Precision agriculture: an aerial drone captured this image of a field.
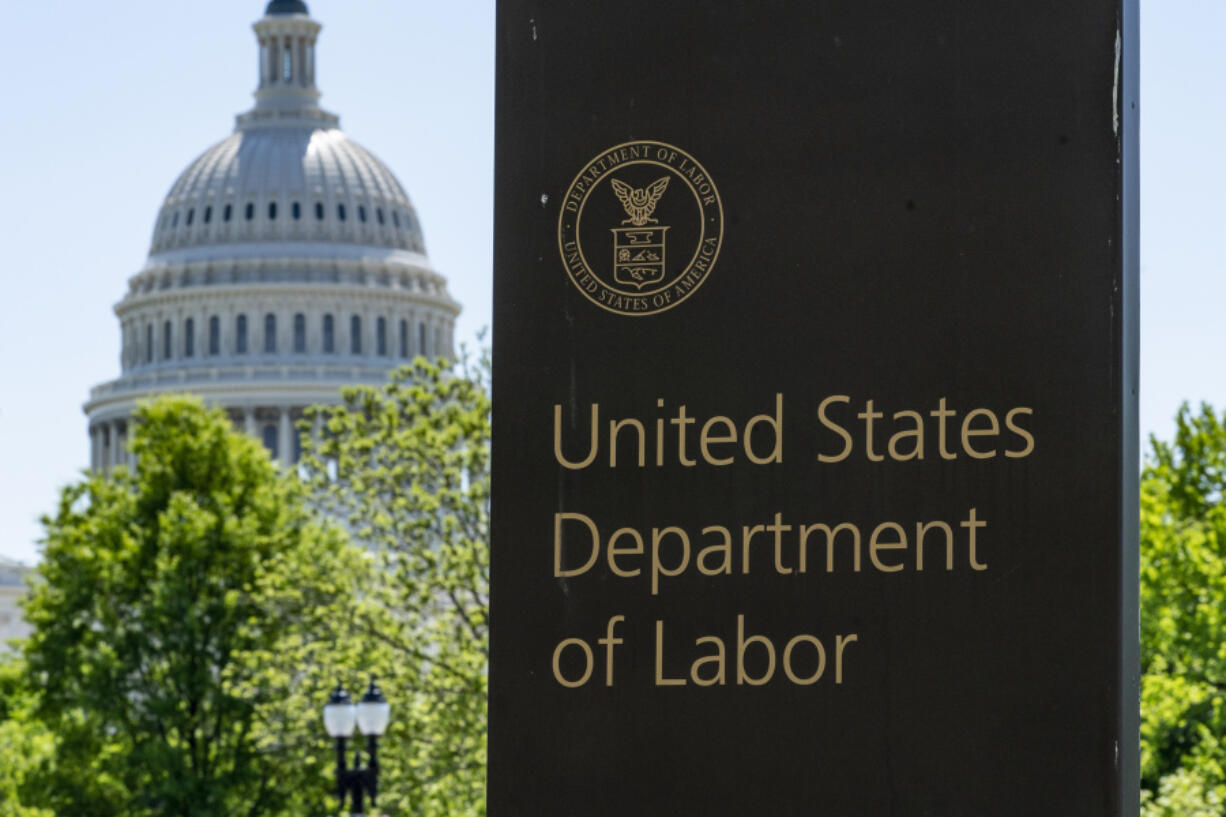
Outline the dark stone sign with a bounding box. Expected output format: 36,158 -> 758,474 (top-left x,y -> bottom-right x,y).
490,1 -> 1139,814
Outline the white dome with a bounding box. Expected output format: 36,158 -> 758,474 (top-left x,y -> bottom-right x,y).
151,127 -> 426,256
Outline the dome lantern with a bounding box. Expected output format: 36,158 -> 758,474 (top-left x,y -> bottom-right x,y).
243,0 -> 331,128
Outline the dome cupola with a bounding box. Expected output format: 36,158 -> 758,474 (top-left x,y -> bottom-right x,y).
246,0 -> 326,122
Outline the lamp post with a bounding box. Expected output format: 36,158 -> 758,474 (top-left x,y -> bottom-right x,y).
323,678 -> 391,816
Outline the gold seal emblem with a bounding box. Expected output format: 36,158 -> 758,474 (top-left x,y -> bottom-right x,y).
558,140 -> 724,316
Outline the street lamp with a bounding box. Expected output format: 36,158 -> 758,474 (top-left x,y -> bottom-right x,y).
323,678 -> 390,816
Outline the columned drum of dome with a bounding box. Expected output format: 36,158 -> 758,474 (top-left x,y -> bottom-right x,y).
84,3 -> 461,471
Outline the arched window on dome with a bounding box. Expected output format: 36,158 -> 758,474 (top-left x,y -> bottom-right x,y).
186,209 -> 194,226
337,204 -> 347,222
282,43 -> 293,83
376,317 -> 387,356
419,322 -> 428,358
262,424 -> 279,459
294,313 -> 306,353
268,202 -> 278,220
236,315 -> 248,354
224,204 -> 233,222
323,314 -> 335,353
264,314 -> 277,353
392,211 -> 400,228
172,212 -> 179,228
146,324 -> 154,363
163,321 -> 173,361
292,202 -> 301,220
315,202 -> 324,220
350,315 -> 362,354
399,319 -> 408,358
184,318 -> 195,358
245,203 -> 255,221
377,208 -> 385,225
358,205 -> 368,223
204,206 -> 212,224
208,316 -> 220,355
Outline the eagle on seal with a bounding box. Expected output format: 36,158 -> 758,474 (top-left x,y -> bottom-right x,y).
611,177 -> 670,226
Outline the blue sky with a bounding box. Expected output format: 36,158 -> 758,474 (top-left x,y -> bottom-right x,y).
0,1 -> 1220,564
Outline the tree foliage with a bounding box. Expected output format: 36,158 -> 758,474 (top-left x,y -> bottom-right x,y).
1141,402 -> 1226,808
1141,767 -> 1223,817
0,656 -> 54,817
300,353 -> 490,817
19,396 -> 365,817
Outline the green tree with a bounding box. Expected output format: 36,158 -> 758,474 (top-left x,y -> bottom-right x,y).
1141,767 -> 1222,817
0,656 -> 55,817
300,353 -> 490,817
21,396 -> 365,817
1141,402 -> 1226,808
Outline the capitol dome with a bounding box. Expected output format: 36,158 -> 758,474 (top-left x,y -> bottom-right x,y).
84,0 -> 461,470
151,128 -> 427,257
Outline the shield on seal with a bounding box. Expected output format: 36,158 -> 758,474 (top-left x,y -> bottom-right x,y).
611,226 -> 669,290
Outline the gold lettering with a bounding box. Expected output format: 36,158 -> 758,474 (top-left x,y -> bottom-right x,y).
915,520 -> 954,571
554,512 -> 600,577
554,403 -> 598,469
655,398 -> 666,465
961,507 -> 989,570
768,512 -> 793,575
869,522 -> 906,573
741,524 -> 766,574
606,527 -> 643,578
799,522 -> 861,573
670,404 -> 697,466
736,615 -> 776,686
931,397 -> 957,460
782,635 -> 827,685
700,416 -> 737,465
1005,407 -> 1035,458
697,526 -> 733,575
609,417 -> 645,467
888,410 -> 925,461
744,392 -> 784,465
552,638 -> 593,688
817,395 -> 853,462
599,615 -> 624,687
961,408 -> 1000,459
858,399 -> 885,462
655,620 -> 686,686
835,634 -> 858,684
651,526 -> 691,596
691,636 -> 726,686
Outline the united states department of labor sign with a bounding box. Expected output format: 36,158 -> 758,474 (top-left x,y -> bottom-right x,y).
493,0 -> 1139,814
558,141 -> 723,316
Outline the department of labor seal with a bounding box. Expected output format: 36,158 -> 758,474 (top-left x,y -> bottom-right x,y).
558,140 -> 724,316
